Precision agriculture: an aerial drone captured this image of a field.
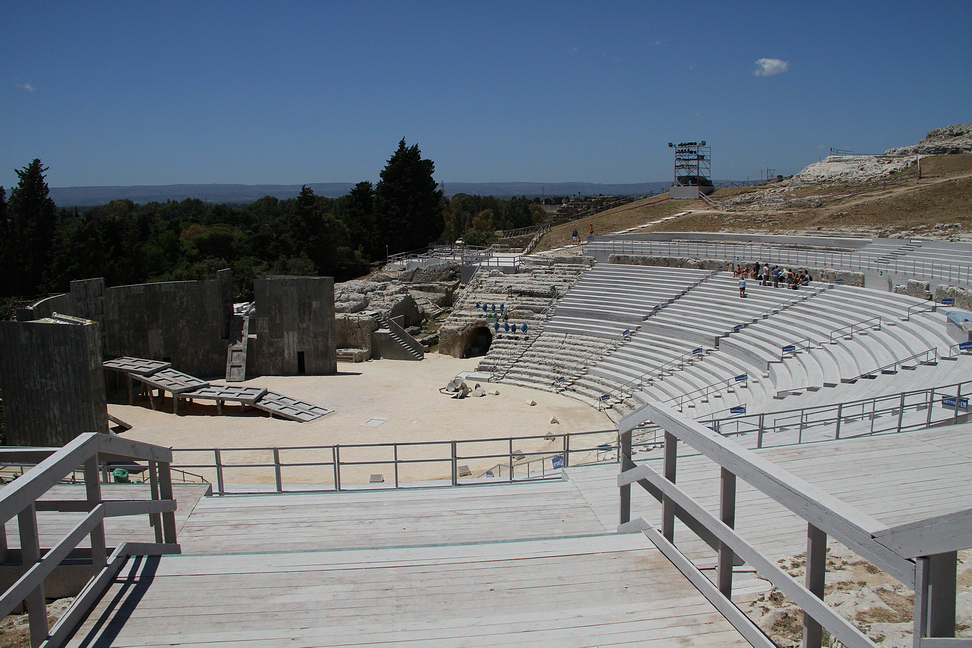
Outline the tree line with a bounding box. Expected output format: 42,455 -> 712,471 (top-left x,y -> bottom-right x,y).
0,140 -> 550,305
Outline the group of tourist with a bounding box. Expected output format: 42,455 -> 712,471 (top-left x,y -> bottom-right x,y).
735,262 -> 812,297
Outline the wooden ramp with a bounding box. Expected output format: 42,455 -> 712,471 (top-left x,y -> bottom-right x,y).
250,391 -> 334,422
66,534 -> 749,648
224,314 -> 249,382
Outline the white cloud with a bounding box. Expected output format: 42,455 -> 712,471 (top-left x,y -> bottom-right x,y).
754,58 -> 789,77
16,81 -> 35,91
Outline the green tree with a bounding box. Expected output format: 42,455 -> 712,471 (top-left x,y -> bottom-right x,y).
0,186 -> 10,297
335,181 -> 378,259
374,139 -> 443,255
7,159 -> 58,294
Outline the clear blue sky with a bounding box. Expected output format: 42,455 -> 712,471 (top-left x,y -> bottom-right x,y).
2,1 -> 970,191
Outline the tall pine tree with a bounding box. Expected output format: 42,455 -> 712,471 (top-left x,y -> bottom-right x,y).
7,159 -> 58,295
374,139 -> 443,256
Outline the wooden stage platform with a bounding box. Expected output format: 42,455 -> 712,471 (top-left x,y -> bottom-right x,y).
41,423 -> 972,646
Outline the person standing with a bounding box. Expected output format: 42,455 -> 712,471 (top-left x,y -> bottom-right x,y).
589,224 -> 594,238
739,276 -> 746,298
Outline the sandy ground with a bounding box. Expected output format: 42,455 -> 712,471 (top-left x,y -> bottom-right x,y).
108,354 -> 614,486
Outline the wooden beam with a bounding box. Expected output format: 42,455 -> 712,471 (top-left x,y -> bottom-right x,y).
640,523 -> 777,648
871,508 -> 972,559
626,470 -> 879,648
642,403 -> 915,585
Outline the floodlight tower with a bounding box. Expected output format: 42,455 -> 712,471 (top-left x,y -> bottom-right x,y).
667,141 -> 714,199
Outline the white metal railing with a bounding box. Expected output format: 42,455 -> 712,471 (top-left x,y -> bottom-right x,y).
170,429 -> 618,495
601,346 -> 706,403
0,433 -> 180,648
619,403 -> 971,648
586,239 -> 972,286
664,373 -> 751,412
701,379 -> 972,448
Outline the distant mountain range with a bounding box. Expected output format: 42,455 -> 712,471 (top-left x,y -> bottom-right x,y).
49,181 -> 677,206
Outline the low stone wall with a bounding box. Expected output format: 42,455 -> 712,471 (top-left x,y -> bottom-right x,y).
934,284 -> 972,311
336,314 -> 379,354
893,279 -> 934,300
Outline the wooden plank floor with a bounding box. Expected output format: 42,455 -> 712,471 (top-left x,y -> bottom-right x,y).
175,479 -> 608,554
66,533 -> 750,648
568,422 -> 972,564
59,423 -> 972,646
2,484 -> 212,551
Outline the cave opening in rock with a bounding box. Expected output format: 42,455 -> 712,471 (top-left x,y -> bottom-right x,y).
465,326 -> 493,358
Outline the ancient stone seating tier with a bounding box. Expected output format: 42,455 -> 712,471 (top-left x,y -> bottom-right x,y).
499,331 -> 618,393
547,265 -> 708,335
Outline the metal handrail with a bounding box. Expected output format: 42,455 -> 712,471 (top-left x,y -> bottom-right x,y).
845,346 -> 938,383
613,346 -> 708,398
905,300 -> 937,321
585,238 -> 972,287
828,315 -> 883,344
664,373 -> 751,411
700,378 -> 972,448
171,428 -> 618,495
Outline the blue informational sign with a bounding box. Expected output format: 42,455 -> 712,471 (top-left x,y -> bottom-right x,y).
835,278 -> 845,284
693,347 -> 703,355
942,298 -> 955,306
730,405 -> 746,414
551,455 -> 564,469
782,345 -> 796,353
960,341 -> 972,351
942,396 -> 969,409
735,374 -> 748,382
733,324 -> 743,332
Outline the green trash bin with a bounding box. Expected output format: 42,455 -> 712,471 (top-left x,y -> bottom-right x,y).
112,468 -> 130,484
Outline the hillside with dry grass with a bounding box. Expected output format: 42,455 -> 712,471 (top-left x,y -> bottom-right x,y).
535,154 -> 972,253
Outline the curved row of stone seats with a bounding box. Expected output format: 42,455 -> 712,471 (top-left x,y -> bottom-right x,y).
721,303 -> 894,395
550,265 -> 707,327
718,285 -> 953,400
542,315 -> 638,339
586,332 -> 702,385
755,351 -> 972,417
634,352 -> 770,411
573,324 -> 771,419
499,331 -> 615,392
634,274 -> 820,347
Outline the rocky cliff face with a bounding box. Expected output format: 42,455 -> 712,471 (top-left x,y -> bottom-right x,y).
885,123 -> 972,156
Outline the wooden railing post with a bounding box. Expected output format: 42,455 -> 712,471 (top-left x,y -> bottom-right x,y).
662,431 -> 677,542
148,461 -> 163,543
802,524 -> 827,648
18,503 -> 47,647
273,448 -> 282,493
84,456 -> 107,568
158,462 -> 178,545
619,430 -> 633,525
717,468 -> 736,597
451,441 -> 458,486
333,446 -> 341,491
829,400 -> 841,440
914,552 -> 958,642
214,448 -> 225,495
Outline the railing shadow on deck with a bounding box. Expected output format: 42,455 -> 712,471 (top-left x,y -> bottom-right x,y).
0,433 -> 181,648
618,403 -> 971,648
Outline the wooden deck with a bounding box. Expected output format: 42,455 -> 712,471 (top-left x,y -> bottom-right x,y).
569,423 -> 972,565
67,534 -> 749,647
56,423 -> 972,646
